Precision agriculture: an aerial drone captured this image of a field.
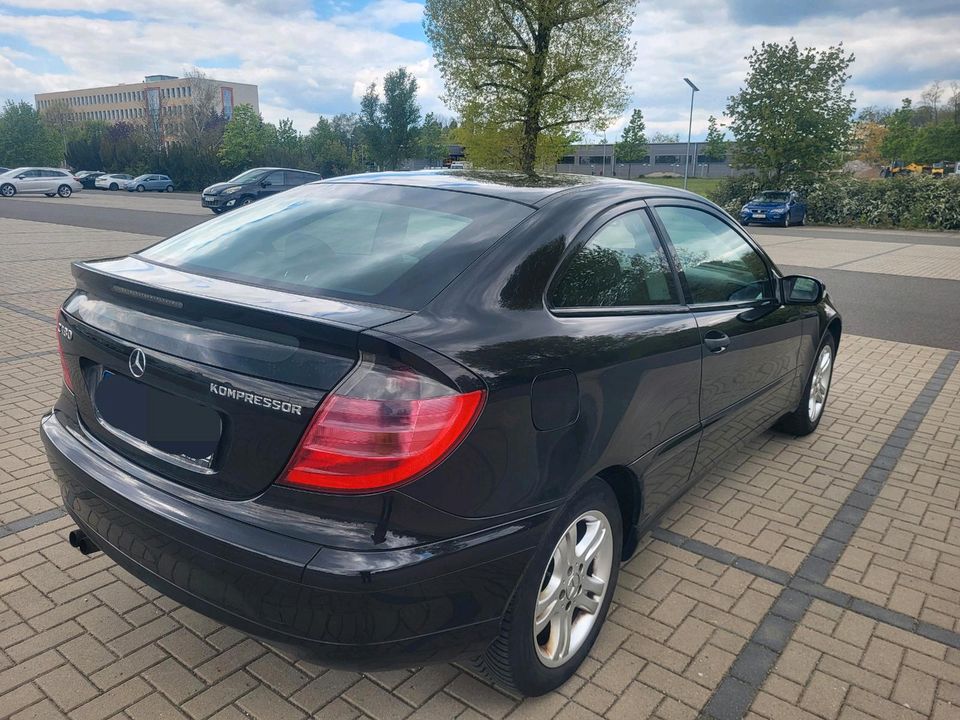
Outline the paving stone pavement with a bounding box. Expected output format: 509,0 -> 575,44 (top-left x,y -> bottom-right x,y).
1,218 -> 960,719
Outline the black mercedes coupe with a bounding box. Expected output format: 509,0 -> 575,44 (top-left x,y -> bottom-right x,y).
43,171 -> 840,696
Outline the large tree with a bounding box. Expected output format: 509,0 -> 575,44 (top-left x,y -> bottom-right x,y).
358,83 -> 384,169
615,109 -> 647,162
424,0 -> 637,175
0,101 -> 60,167
726,39 -> 855,182
218,104 -> 269,171
702,115 -> 727,163
381,67 -> 421,170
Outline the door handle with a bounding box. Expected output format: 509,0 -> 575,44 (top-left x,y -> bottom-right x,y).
703,331 -> 730,353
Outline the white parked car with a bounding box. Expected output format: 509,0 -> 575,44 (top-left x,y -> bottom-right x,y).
0,168 -> 82,198
95,173 -> 133,191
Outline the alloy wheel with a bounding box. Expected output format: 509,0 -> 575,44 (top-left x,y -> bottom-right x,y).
808,344 -> 833,422
533,511 -> 614,668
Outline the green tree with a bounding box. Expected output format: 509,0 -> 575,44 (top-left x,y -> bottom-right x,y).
306,116 -> 351,176
358,83 -> 384,169
650,131 -> 680,143
100,121 -> 147,173
218,104 -> 269,171
879,99 -> 916,161
65,121 -> 109,170
615,109 -> 647,162
702,115 -> 727,163
267,118 -> 303,166
419,112 -> 447,167
41,100 -> 76,160
726,39 -> 855,182
381,67 -> 421,170
0,101 -> 60,167
424,0 -> 637,175
453,101 -> 575,169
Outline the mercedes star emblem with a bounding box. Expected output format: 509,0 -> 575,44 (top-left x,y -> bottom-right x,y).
129,348 -> 147,378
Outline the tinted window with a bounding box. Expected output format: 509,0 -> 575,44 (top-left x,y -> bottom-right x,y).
264,171 -> 285,186
140,183 -> 531,310
288,171 -> 317,185
656,206 -> 772,304
551,210 -> 677,308
229,169 -> 266,184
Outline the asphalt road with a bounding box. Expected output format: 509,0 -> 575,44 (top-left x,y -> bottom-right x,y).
2,193 -> 958,350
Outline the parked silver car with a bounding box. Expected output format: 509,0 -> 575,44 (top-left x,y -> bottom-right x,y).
0,168 -> 82,198
125,174 -> 174,192
95,173 -> 133,191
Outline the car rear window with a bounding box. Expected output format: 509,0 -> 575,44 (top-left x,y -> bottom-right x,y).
139,183 -> 532,310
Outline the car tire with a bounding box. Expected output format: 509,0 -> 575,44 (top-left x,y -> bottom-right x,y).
239,197 -> 254,207
472,478 -> 622,696
57,185 -> 72,198
1,183 -> 16,198
798,213 -> 806,226
741,220 -> 749,227
775,333 -> 836,436
109,183 -> 118,191
782,214 -> 790,228
165,185 -> 174,193
211,208 -> 224,214
136,185 -> 145,192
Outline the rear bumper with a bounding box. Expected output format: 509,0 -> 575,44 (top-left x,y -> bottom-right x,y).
41,410 -> 543,669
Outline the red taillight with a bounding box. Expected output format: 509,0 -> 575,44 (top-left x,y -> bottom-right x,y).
56,311 -> 74,392
279,355 -> 485,492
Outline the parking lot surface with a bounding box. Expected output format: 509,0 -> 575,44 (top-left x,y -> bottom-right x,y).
1,209 -> 960,720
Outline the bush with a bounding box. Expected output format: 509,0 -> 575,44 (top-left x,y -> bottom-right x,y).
708,173 -> 960,230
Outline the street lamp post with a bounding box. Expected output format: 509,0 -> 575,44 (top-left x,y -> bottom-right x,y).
683,77 -> 699,190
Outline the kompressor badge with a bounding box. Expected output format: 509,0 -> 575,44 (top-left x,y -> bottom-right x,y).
209,383 -> 303,416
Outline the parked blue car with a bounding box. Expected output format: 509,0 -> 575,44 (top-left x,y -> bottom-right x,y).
125,174 -> 174,193
739,190 -> 806,227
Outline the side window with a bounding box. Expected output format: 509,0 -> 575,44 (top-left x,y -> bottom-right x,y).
551,210 -> 677,308
656,206 -> 773,304
264,171 -> 285,186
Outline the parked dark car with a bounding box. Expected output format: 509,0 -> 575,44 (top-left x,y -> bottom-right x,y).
739,190 -> 806,227
201,167 -> 322,213
43,171 -> 840,696
74,171 -> 105,189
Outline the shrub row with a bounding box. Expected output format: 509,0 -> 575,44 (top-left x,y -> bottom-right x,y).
708,173 -> 960,230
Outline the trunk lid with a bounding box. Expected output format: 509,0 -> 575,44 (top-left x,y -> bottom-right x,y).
62,256 -> 409,499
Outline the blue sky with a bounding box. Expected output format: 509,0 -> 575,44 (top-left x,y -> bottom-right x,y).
1,0 -> 958,140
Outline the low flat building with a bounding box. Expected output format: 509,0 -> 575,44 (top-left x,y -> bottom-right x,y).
553,141 -> 741,178
35,75 -> 258,136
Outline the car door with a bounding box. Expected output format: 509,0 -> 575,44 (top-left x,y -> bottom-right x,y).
261,170 -> 285,197
547,204 -> 703,526
651,201 -> 804,476
792,193 -> 807,223
19,169 -> 44,193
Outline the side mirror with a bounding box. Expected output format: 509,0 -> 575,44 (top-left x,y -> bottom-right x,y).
782,275 -> 824,304
16,175 -> 26,179
261,180 -> 271,187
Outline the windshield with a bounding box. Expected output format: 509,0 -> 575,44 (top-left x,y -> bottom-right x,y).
229,169 -> 268,184
139,183 -> 532,310
4,167 -> 29,176
752,192 -> 790,203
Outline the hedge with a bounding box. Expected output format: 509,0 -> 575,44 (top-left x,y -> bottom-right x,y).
708,173 -> 960,230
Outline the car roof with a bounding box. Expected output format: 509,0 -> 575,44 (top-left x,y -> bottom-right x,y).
322,169 -> 704,207
242,167 -> 320,174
